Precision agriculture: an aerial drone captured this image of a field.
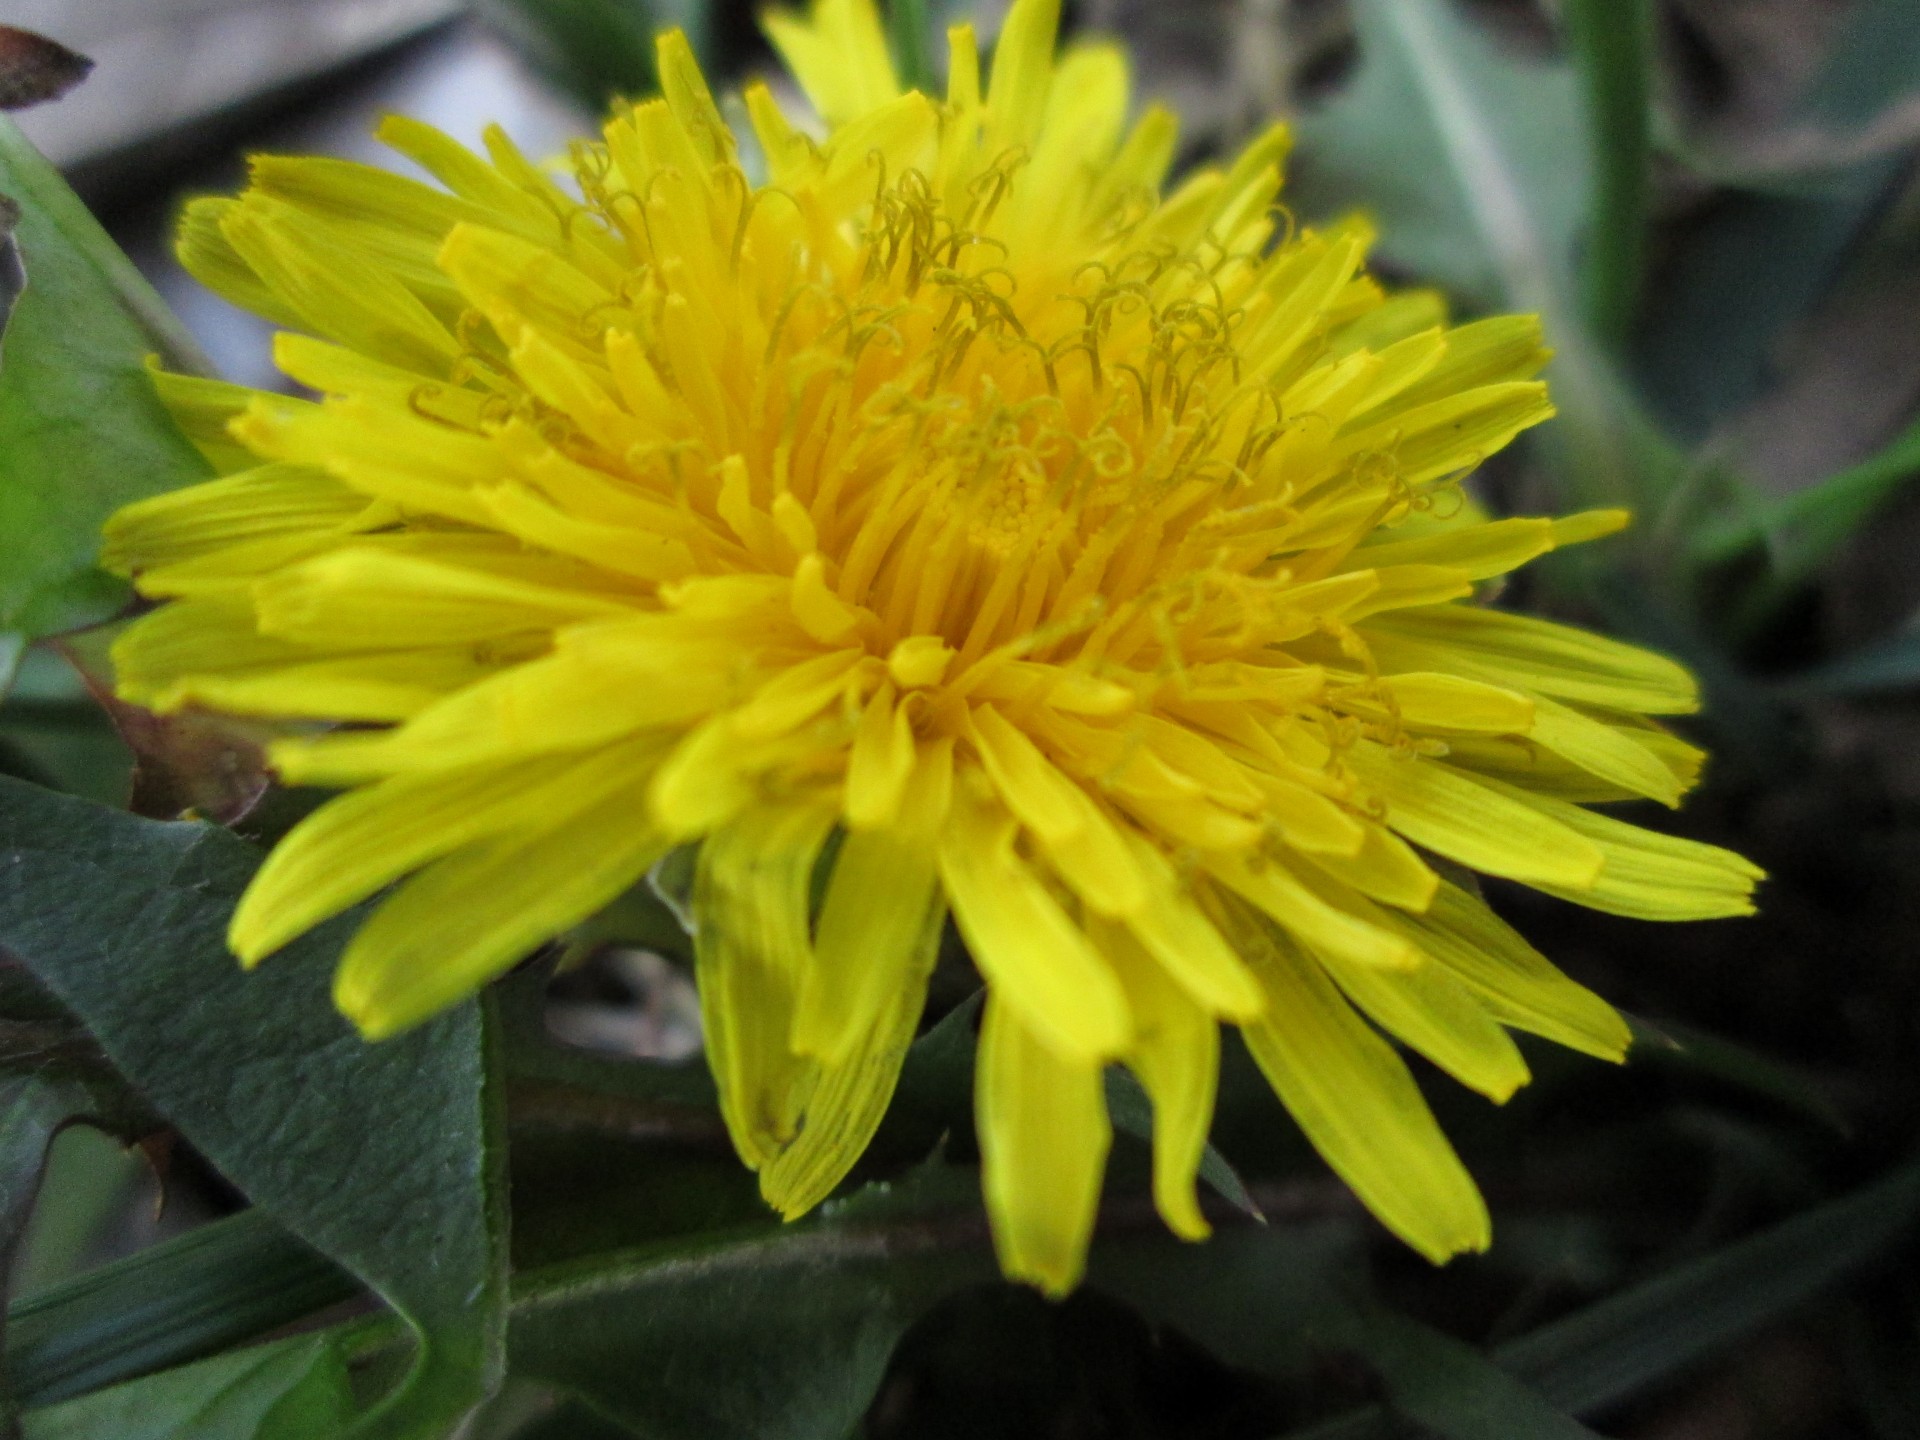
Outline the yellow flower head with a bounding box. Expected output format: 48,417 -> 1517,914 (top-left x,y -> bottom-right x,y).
104,0 -> 1760,1292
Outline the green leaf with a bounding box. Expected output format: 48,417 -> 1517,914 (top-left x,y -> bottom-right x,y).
0,777 -> 507,1437
1681,401 -> 1920,634
1290,0 -> 1587,316
0,646 -> 134,805
1563,0 -> 1654,347
1798,1 -> 1920,153
21,1329 -> 358,1440
0,119 -> 212,645
1756,409 -> 1920,588
0,964 -> 156,1421
1625,1014 -> 1851,1135
887,0 -> 938,95
7,1210 -> 357,1410
478,0 -> 712,115
1803,2 -> 1920,126
1781,625 -> 1920,698
1672,0 -> 1920,182
1286,1162 -> 1920,1436
1095,1224 -> 1596,1440
0,634 -> 21,702
1499,1162 -> 1920,1414
1634,158 -> 1903,447
509,1161 -> 997,1440
1347,1308 -> 1601,1440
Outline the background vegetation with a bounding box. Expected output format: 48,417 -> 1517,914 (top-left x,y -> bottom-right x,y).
1,1 -> 1918,1435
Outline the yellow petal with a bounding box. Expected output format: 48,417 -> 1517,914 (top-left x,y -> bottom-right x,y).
1206,849 -> 1422,972
843,682 -> 917,829
1347,742 -> 1605,889
218,197 -> 460,373
1119,835 -> 1265,1021
1477,777 -> 1764,920
1298,824 -> 1439,913
763,0 -> 898,127
977,994 -> 1111,1297
1227,907 -> 1491,1262
253,548 -> 637,647
1097,919 -> 1219,1241
1526,694 -> 1685,808
1391,882 -> 1630,1062
1316,937 -> 1531,1102
968,704 -> 1148,916
1365,607 -> 1699,715
334,749 -> 670,1038
1342,671 -> 1535,734
103,464 -> 365,576
761,912 -> 939,1217
984,0 -> 1062,155
235,741 -> 667,963
166,646 -> 509,722
174,197 -> 306,331
937,780 -> 1131,1061
144,365 -> 273,474
692,803 -> 839,1167
798,739 -> 952,1060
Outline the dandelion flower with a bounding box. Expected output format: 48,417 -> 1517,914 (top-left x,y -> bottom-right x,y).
103,0 -> 1761,1293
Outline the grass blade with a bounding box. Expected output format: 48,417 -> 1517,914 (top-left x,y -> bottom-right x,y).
888,0 -> 938,95
1563,0 -> 1654,348
1499,1162 -> 1920,1413
6,1209 -> 357,1408
1782,627 -> 1920,698
1282,1163 -> 1920,1437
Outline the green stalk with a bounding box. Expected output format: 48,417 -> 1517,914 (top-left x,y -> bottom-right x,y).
1563,0 -> 1655,349
1693,413 -> 1920,640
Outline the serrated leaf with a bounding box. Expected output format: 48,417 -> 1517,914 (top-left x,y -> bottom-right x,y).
0,777 -> 506,1438
510,1161 -> 996,1440
20,1329 -> 356,1440
0,118 -> 211,644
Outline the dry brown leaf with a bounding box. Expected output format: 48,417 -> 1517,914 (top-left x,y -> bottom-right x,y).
0,27 -> 92,112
